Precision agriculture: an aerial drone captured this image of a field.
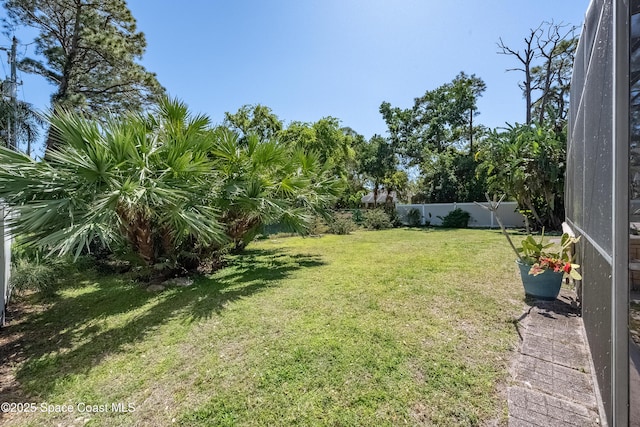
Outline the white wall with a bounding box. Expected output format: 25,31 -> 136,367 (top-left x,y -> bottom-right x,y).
395,201 -> 526,228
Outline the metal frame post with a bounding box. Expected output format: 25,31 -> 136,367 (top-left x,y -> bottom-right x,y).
613,0 -> 630,424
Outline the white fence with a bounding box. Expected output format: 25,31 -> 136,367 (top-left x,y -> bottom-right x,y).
1,203 -> 11,326
395,201 -> 526,228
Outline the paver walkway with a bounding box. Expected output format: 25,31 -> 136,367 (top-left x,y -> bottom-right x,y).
507,290 -> 601,426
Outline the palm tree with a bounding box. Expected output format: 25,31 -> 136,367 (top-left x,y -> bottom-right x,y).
0,97 -> 343,275
0,99 -> 44,155
212,129 -> 342,251
0,97 -> 226,271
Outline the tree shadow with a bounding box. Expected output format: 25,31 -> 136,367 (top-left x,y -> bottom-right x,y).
0,248 -> 325,408
406,227 -> 527,235
186,251 -> 324,322
510,292 -> 580,344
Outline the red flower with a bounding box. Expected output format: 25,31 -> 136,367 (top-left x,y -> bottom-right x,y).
563,263 -> 571,273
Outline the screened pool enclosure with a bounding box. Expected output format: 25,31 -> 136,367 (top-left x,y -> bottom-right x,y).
567,0 -> 639,424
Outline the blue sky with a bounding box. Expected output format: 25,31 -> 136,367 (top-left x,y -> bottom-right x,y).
3,0 -> 591,146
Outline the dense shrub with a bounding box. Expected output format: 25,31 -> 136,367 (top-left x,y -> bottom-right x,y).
385,206 -> 402,227
328,214 -> 357,235
351,208 -> 364,224
10,257 -> 61,296
308,216 -> 330,235
424,212 -> 432,226
440,208 -> 471,228
407,208 -> 422,227
363,209 -> 393,230
10,252 -> 96,297
9,231 -> 101,296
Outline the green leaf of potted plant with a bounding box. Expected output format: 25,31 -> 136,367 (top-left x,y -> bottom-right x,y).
517,229 -> 582,279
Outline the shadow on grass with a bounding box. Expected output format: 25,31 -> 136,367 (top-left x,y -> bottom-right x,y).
399,226 -> 527,234
0,248 -> 324,406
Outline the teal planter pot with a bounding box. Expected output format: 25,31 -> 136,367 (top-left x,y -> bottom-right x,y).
516,260 -> 563,300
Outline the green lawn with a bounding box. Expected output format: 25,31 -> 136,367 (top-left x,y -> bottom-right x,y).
1,228 -> 523,426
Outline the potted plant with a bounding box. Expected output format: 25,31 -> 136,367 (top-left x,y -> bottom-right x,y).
475,194 -> 581,300
514,231 -> 581,300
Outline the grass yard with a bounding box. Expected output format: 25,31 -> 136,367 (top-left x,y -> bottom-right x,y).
0,228 -> 524,426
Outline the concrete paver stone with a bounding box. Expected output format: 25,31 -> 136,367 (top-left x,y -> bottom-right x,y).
507,290 -> 601,426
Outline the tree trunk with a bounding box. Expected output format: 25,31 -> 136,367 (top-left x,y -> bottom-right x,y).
497,29 -> 538,126
525,199 -> 544,230
117,207 -> 156,265
373,183 -> 379,208
525,64 -> 532,125
46,1 -> 83,151
537,56 -> 554,125
385,190 -> 393,206
469,108 -> 473,154
225,214 -> 260,253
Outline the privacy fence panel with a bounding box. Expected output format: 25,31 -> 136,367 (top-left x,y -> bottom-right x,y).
395,202 -> 525,228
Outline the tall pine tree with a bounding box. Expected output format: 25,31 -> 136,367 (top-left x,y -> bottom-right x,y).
4,0 -> 164,148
